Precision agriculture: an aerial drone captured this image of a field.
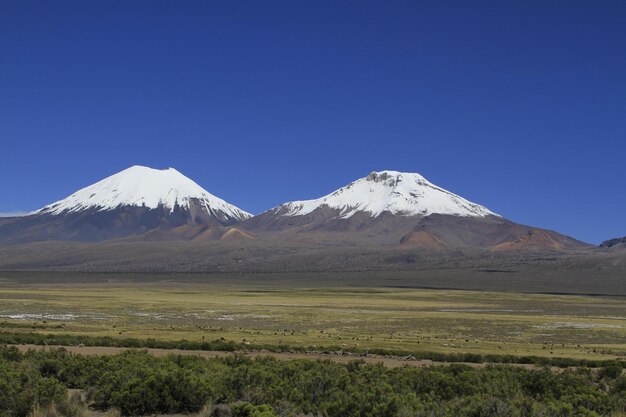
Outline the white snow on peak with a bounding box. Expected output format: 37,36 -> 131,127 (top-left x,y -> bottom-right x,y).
34,165 -> 251,220
277,170 -> 499,219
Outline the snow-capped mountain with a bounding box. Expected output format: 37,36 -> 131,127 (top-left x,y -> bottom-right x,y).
0,167 -> 590,252
277,171 -> 498,219
242,170 -> 588,252
0,166 -> 250,243
244,170 -> 499,232
35,165 -> 251,222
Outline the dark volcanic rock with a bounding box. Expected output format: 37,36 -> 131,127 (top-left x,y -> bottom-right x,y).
0,202 -> 239,244
600,236 -> 626,248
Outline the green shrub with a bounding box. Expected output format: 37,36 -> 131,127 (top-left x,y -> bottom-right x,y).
232,403 -> 278,417
1,346 -> 624,417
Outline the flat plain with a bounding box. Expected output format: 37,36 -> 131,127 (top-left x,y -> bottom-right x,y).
0,271 -> 624,361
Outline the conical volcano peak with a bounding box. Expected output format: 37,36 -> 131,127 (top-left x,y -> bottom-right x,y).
34,165 -> 251,221
275,170 -> 499,219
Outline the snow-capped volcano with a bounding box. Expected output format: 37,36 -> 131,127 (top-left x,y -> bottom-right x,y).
276,170 -> 498,219
35,165 -> 251,221
241,170 -> 587,252
1,167 -> 589,252
0,165 -> 251,243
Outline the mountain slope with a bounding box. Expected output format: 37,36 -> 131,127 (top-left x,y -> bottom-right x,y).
243,170 -> 589,252
0,166 -> 251,243
1,167 -> 591,252
273,170 -> 496,218
35,165 -> 251,221
399,214 -> 588,251
600,236 -> 626,249
244,170 -> 498,231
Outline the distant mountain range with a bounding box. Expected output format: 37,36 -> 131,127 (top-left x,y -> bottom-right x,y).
600,236 -> 626,249
0,166 -> 611,253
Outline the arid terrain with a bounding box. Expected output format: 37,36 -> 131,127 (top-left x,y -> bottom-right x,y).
1,271 -> 624,361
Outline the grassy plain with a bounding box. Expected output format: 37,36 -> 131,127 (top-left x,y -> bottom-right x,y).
0,273 -> 624,361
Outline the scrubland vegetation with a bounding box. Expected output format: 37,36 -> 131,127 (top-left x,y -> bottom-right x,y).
0,331 -> 622,369
0,346 -> 624,417
0,284 -> 624,361
1,278 -> 624,416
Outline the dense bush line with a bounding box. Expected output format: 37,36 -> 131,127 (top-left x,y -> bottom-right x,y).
0,346 -> 625,417
0,331 -> 623,369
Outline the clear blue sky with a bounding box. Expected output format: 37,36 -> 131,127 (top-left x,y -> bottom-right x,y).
1,1 -> 624,243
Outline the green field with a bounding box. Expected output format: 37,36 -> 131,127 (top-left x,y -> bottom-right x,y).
0,276 -> 624,361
